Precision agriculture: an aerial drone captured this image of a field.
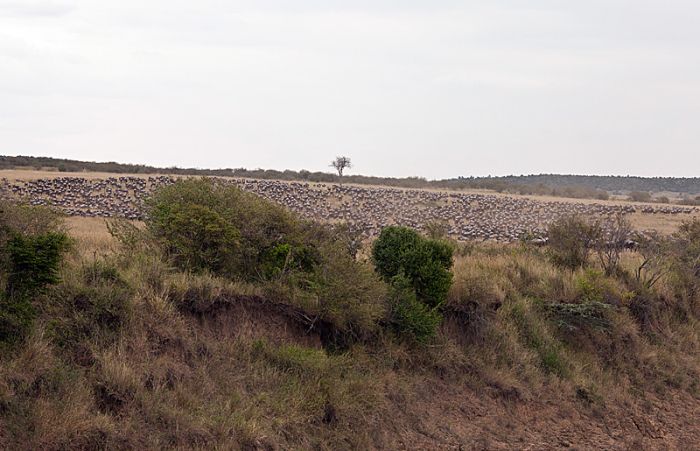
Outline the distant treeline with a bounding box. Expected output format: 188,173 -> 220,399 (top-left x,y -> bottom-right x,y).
0,155 -> 236,177
486,174 -> 700,195
2,155 -> 699,198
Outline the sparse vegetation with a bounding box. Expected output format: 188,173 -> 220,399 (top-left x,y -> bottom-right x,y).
628,191 -> 653,202
0,187 -> 699,448
330,156 -> 352,184
546,215 -> 599,270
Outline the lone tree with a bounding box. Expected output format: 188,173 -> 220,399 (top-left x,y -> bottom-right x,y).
331,156 -> 352,184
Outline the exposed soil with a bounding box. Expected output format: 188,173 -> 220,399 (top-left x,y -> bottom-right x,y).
378,379 -> 699,450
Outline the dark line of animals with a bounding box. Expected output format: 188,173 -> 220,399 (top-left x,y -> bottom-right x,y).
1,176 -> 697,243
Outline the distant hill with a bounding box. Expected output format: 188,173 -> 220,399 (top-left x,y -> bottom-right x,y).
465,174 -> 700,195
2,155 -> 699,195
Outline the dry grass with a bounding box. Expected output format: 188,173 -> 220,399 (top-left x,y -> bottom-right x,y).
64,217 -> 116,257
628,211 -> 700,234
1,214 -> 699,448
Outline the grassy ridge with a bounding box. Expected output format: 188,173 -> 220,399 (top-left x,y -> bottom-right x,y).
0,185 -> 699,448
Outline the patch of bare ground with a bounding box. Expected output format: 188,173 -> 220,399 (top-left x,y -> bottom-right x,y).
378,378 -> 699,450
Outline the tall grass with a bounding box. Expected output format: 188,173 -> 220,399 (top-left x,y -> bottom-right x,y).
1,210 -> 699,448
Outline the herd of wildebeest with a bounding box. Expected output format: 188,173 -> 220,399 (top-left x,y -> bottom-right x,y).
1,176 -> 698,242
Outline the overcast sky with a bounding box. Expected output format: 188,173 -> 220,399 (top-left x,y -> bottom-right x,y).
1,1 -> 699,179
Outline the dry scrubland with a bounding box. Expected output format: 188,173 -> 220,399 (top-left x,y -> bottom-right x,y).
0,178 -> 699,450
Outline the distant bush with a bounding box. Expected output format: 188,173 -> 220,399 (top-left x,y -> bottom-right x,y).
372,226 -> 453,308
546,216 -> 600,270
627,191 -> 652,202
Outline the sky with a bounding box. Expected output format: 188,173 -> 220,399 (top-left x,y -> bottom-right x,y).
1,1 -> 699,179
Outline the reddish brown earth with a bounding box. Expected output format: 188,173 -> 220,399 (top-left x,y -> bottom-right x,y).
379,380 -> 699,450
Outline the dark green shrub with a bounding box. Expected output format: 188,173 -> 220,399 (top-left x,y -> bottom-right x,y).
261,241 -> 320,278
0,293 -> 35,345
388,274 -> 442,343
0,202 -> 69,346
148,179 -> 388,346
6,232 -> 70,297
372,226 -> 453,308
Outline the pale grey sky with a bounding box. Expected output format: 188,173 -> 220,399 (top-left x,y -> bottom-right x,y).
1,1 -> 699,178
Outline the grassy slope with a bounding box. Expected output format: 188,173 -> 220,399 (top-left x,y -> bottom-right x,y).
0,220 -> 699,450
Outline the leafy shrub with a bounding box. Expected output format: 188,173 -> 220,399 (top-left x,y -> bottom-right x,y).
546,215 -> 600,270
152,203 -> 241,274
372,226 -> 453,308
147,178 -> 388,346
146,178 -> 297,279
387,274 -> 442,343
265,234 -> 388,346
0,294 -> 35,346
6,232 -> 70,297
0,203 -> 69,346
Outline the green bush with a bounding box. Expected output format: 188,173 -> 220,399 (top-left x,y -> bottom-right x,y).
153,203 -> 240,274
546,215 -> 600,270
6,232 -> 70,297
147,178 -> 388,346
0,202 -> 69,346
372,226 -> 453,308
387,274 -> 442,343
0,293 -> 35,346
146,178 -> 299,279
265,234 -> 388,345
